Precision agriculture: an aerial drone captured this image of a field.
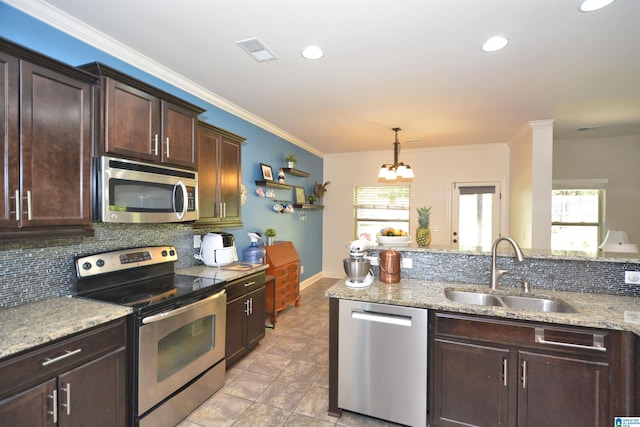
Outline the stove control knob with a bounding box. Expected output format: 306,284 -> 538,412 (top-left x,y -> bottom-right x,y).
82,262 -> 92,270
162,250 -> 168,257
169,249 -> 175,256
96,259 -> 105,267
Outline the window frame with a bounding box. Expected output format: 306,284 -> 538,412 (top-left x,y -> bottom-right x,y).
353,185 -> 411,241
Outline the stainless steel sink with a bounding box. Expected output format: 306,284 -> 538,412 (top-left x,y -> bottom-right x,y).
444,288 -> 575,313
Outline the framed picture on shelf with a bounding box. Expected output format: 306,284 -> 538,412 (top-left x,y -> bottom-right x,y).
294,186 -> 306,204
260,163 -> 274,181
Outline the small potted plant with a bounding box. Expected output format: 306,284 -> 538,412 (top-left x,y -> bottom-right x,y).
284,153 -> 297,168
307,194 -> 319,205
264,228 -> 277,245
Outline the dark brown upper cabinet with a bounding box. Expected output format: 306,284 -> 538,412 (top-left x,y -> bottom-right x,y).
79,62 -> 204,170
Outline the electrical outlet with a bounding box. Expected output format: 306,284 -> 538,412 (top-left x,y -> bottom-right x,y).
193,235 -> 201,249
402,258 -> 413,268
366,255 -> 379,266
300,265 -> 304,274
625,271 -> 640,284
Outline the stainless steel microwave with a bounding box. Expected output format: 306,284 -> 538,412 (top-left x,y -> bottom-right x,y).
96,156 -> 198,223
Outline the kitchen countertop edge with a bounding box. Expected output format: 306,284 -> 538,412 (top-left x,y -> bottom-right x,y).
326,278 -> 640,335
0,296 -> 132,360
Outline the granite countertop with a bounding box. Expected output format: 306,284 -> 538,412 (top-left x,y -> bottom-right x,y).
0,297 -> 132,360
326,278 -> 640,335
177,263 -> 269,282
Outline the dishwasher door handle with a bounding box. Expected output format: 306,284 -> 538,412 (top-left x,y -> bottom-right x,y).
351,310 -> 412,327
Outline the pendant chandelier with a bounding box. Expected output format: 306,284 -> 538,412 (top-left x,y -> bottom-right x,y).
377,127 -> 414,180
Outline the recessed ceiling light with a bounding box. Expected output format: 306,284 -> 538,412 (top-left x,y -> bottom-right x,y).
579,0 -> 616,12
301,45 -> 324,60
482,36 -> 508,52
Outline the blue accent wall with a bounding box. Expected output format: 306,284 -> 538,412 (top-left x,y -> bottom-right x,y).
0,3 -> 323,306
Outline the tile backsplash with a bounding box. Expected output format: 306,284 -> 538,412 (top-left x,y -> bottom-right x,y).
1,223 -> 194,307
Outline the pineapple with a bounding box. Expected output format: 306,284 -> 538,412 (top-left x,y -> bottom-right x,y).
416,206 -> 432,247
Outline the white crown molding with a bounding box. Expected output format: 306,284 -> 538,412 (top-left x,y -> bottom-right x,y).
4,0 -> 324,158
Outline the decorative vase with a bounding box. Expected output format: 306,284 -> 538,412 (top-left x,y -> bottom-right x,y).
416,226 -> 431,247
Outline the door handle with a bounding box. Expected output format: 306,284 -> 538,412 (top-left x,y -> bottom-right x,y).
351,310 -> 412,327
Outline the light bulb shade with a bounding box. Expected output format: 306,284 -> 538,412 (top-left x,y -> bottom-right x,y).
385,169 -> 397,180
402,165 -> 414,178
599,230 -> 638,253
377,165 -> 388,178
396,164 -> 407,176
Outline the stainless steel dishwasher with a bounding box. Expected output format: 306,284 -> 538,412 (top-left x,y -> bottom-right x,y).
338,299 -> 428,427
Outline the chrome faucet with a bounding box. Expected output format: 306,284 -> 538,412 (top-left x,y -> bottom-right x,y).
490,237 -> 525,290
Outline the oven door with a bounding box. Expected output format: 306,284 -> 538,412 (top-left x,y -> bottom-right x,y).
138,289 -> 226,415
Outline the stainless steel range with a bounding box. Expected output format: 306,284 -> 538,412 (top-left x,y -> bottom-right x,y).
75,246 -> 226,427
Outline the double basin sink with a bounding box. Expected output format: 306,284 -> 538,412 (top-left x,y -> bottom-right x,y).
445,288 -> 575,313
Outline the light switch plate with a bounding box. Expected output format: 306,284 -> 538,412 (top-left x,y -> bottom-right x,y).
402,258 -> 413,268
625,271 -> 640,284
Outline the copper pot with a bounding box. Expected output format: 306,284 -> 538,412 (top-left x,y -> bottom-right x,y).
379,250 -> 401,283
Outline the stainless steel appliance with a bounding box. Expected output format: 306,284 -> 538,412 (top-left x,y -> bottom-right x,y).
338,299 -> 428,427
194,232 -> 238,267
75,246 -> 225,427
96,156 -> 198,223
343,239 -> 373,287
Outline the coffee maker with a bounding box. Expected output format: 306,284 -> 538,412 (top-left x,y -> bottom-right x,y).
343,239 -> 374,287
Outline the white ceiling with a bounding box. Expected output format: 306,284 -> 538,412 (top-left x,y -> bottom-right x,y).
12,0 -> 640,155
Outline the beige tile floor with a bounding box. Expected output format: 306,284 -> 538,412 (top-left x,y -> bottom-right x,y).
178,278 -> 403,427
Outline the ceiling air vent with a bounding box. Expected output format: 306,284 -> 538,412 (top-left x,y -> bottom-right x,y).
236,37 -> 277,62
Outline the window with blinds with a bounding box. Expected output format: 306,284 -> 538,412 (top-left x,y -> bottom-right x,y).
354,186 -> 410,241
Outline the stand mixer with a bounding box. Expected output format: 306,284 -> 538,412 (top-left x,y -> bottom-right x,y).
343,239 -> 374,287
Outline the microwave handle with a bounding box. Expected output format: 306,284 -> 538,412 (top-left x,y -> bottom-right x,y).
173,180 -> 188,220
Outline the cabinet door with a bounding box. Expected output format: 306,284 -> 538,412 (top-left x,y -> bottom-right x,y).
517,351 -> 609,427
20,61 -> 92,228
0,378 -> 55,426
196,123 -> 220,221
0,51 -> 19,229
246,287 -> 266,349
432,339 -> 510,426
218,135 -> 242,223
58,348 -> 126,427
104,77 -> 160,162
226,296 -> 247,369
161,100 -> 198,169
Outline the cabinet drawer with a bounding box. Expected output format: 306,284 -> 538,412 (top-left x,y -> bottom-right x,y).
0,318 -> 126,399
226,272 -> 265,300
434,312 -> 609,356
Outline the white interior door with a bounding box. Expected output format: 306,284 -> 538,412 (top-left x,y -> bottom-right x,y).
451,182 -> 501,251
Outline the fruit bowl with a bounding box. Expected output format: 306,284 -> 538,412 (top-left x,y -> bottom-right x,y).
376,235 -> 411,246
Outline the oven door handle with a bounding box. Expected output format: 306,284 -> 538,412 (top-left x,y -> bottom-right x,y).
141,289 -> 226,325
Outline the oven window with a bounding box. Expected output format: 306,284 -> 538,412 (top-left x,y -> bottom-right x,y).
157,315 -> 216,381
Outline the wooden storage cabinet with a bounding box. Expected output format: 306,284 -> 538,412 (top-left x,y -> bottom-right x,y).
225,272 -> 266,368
80,62 -> 204,169
0,40 -> 94,240
0,319 -> 127,426
430,311 -> 632,426
196,122 -> 245,228
265,242 -> 300,324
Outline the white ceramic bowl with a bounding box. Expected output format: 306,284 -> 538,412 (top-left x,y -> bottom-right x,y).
376,235 -> 411,245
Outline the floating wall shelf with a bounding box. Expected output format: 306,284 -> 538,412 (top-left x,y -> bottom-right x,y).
294,204 -> 324,210
282,168 -> 310,178
255,180 -> 292,189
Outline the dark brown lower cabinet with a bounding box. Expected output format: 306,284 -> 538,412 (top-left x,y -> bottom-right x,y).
225,272 -> 266,369
431,311 -> 634,427
0,319 -> 127,426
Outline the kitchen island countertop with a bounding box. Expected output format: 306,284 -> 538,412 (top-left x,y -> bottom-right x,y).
0,297 -> 132,360
326,278 -> 640,335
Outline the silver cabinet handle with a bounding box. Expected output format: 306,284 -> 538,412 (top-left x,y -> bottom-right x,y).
243,281 -> 256,287
153,134 -> 159,155
522,360 -> 527,388
61,383 -> 71,415
503,358 -> 508,386
13,190 -> 20,221
165,137 -> 170,157
26,190 -> 32,220
48,389 -> 58,423
534,327 -> 606,352
223,202 -> 226,218
42,348 -> 82,366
